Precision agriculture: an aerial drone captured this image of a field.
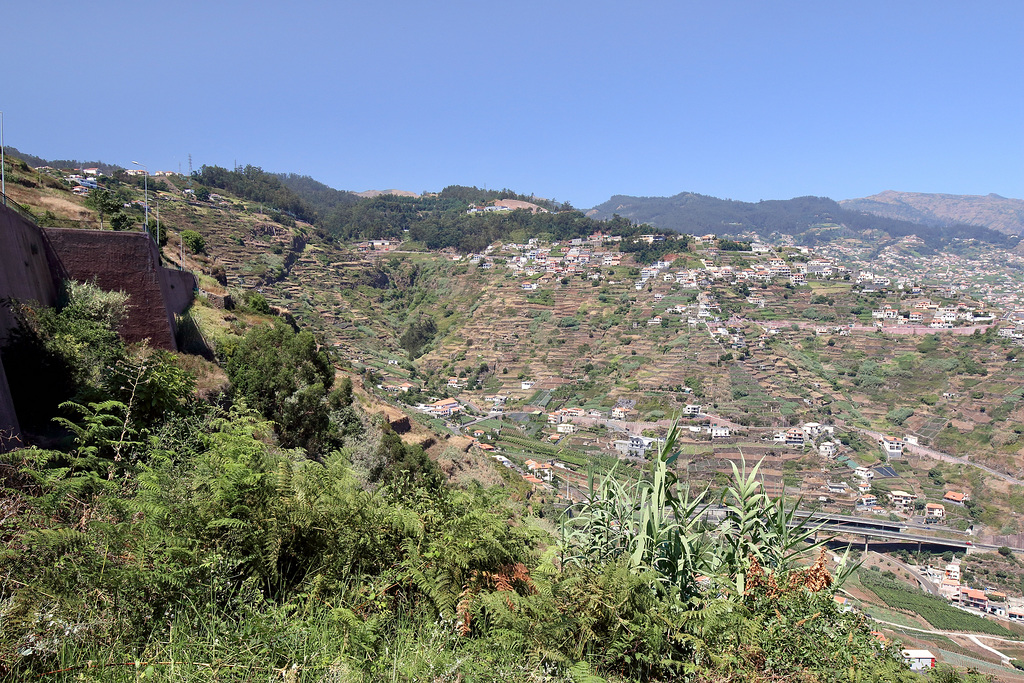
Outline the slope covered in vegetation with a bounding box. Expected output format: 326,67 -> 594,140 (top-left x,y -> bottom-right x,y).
0,283 -> 989,682
587,192 -> 1018,249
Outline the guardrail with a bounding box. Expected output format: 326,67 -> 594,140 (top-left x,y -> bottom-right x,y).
0,189 -> 39,223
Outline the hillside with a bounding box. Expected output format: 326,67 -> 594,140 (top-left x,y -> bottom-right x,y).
7,154 -> 1024,678
354,188 -> 419,198
586,192 -> 1017,249
840,191 -> 1024,237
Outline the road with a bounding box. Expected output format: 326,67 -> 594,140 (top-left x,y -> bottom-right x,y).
858,427 -> 1024,486
767,320 -> 994,336
885,553 -> 940,596
871,619 -> 1017,666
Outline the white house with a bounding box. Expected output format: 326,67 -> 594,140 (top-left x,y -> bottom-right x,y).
854,467 -> 874,480
708,425 -> 731,439
857,494 -> 878,508
879,436 -> 904,458
902,650 -> 936,671
889,490 -> 916,509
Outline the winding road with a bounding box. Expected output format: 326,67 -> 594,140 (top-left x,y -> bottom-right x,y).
857,427 -> 1024,487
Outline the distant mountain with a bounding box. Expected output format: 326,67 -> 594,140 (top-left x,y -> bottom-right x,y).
839,191 -> 1024,236
586,192 -> 1016,248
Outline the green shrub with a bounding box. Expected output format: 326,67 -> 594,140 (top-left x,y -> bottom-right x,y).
181,229 -> 206,254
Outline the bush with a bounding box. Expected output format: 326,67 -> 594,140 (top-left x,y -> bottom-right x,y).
181,229 -> 206,254
887,407 -> 915,426
2,280 -> 127,427
243,291 -> 271,314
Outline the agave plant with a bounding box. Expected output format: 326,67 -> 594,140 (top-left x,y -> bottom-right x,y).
560,421 -> 837,600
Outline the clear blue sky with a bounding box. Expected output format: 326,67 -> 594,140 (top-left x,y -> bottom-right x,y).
4,1 -> 1022,208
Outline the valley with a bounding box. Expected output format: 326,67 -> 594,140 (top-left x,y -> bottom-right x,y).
5,156 -> 1024,679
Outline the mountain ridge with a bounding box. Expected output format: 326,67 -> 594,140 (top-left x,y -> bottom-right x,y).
586,191 -> 1016,248
839,190 -> 1024,236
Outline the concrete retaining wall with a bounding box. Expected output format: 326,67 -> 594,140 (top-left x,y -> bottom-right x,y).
0,203 -> 197,448
0,203 -> 60,343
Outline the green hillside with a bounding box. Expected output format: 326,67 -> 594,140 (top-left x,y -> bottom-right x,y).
4,151 -> 1024,680
586,192 -> 1018,249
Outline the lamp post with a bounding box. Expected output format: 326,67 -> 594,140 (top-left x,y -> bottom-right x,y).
1,110 -> 6,205
131,160 -> 148,236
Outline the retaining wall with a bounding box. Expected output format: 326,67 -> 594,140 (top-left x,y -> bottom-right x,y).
0,203 -> 197,447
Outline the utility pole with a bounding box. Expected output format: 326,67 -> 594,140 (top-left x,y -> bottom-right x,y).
1,110 -> 5,205
132,161 -> 149,236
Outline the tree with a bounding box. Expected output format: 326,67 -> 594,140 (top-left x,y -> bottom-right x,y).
225,322 -> 343,454
109,211 -> 135,231
84,188 -> 119,230
181,229 -> 206,254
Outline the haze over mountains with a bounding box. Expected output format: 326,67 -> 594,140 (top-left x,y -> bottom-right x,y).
586,192 -> 1021,248
839,191 -> 1024,236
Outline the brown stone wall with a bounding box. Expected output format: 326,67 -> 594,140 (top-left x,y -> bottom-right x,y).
164,269 -> 198,315
42,228 -> 180,350
0,204 -> 60,446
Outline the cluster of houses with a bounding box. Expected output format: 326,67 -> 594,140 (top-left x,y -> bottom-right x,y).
996,325 -> 1024,342
505,241 -> 624,279
480,233 -> 856,293
869,299 -> 993,329
772,421 -> 836,455
417,397 -> 462,418
922,558 -> 1024,624
465,199 -> 550,215
853,467 -> 969,520
733,256 -> 849,286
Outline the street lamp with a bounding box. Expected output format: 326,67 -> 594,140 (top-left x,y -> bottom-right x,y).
1,110 -> 6,205
131,160 -> 148,235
